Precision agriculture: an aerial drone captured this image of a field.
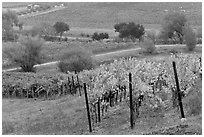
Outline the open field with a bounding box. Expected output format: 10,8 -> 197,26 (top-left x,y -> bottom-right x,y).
7,2 -> 201,38
19,2 -> 201,29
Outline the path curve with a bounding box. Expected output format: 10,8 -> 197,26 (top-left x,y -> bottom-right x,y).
2,44 -> 200,72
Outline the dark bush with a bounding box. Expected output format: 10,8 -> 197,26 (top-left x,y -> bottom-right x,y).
92,32 -> 109,41
58,46 -> 96,73
114,22 -> 145,42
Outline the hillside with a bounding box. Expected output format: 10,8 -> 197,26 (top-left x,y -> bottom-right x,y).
19,2 -> 202,29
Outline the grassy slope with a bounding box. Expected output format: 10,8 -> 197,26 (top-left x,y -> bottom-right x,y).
2,77 -> 202,135
20,2 -> 201,29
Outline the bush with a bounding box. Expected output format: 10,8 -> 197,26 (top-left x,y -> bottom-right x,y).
162,12 -> 187,44
114,22 -> 145,41
5,36 -> 44,72
58,46 -> 96,73
146,30 -> 157,44
183,26 -> 197,51
141,38 -> 156,53
92,32 -> 109,41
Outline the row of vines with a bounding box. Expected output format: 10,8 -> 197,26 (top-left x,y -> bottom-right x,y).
3,54 -> 201,104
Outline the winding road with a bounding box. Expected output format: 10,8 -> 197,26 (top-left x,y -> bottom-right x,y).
2,44 -> 194,73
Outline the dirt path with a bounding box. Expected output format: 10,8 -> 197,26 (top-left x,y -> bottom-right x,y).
2,44 -> 201,72
18,6 -> 65,19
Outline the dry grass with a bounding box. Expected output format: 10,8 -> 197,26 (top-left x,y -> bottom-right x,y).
20,3 -> 201,28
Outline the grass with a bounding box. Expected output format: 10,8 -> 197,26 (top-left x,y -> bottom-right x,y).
19,2 -> 201,29
3,44 -> 201,74
2,78 -> 202,134
2,41 -> 138,69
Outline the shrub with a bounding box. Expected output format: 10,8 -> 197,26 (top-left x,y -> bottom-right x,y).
58,46 -> 96,73
5,36 -> 44,72
92,32 -> 109,41
162,12 -> 187,44
146,30 -> 157,44
183,25 -> 197,51
141,37 -> 156,53
92,32 -> 100,41
114,22 -> 145,42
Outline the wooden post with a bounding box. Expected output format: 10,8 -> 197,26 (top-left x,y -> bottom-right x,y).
83,83 -> 92,132
129,73 -> 134,129
109,91 -> 112,107
77,75 -> 81,96
172,62 -> 185,118
119,90 -> 122,102
98,98 -> 101,122
72,76 -> 75,93
68,77 -> 72,94
124,86 -> 126,99
115,91 -> 118,105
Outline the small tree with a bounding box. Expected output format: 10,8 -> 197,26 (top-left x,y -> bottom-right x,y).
92,32 -> 100,41
92,32 -> 109,41
114,22 -> 145,42
27,23 -> 56,37
162,12 -> 187,44
2,10 -> 19,41
183,25 -> 197,51
114,22 -> 127,32
53,22 -> 69,38
141,37 -> 156,53
146,30 -> 157,44
2,10 -> 19,27
58,46 -> 96,73
6,36 -> 44,72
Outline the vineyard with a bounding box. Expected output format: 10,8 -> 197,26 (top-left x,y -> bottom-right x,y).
2,53 -> 202,134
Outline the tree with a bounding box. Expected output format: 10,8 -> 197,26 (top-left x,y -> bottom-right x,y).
53,22 -> 69,38
27,23 -> 56,37
58,46 -> 96,73
162,12 -> 187,44
183,25 -> 197,51
6,36 -> 44,72
146,30 -> 157,44
114,22 -> 127,32
114,22 -> 145,42
2,10 -> 18,27
2,10 -> 19,41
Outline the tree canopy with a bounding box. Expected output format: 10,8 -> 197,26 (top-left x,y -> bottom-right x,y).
53,22 -> 69,37
162,12 -> 187,44
114,22 -> 145,41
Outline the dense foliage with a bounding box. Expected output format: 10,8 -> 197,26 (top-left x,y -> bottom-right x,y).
53,22 -> 69,37
161,12 -> 187,44
5,36 -> 45,72
58,46 -> 96,73
3,54 -> 201,112
114,22 -> 145,41
183,25 -> 197,51
2,10 -> 19,41
92,32 -> 109,41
